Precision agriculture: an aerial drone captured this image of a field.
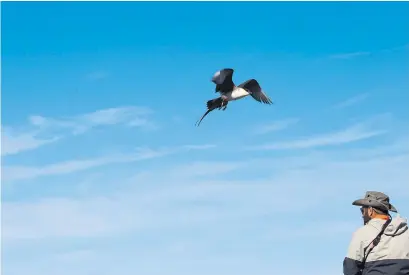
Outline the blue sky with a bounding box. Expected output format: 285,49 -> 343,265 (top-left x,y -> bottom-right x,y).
1,1 -> 409,275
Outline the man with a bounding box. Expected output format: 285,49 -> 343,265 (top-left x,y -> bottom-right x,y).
343,191 -> 409,275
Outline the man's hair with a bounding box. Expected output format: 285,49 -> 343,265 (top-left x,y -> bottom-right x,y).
372,207 -> 388,215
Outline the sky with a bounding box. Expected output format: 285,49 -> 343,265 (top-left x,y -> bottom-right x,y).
1,1 -> 409,275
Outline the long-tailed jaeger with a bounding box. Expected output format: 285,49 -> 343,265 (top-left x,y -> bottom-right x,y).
195,68 -> 273,126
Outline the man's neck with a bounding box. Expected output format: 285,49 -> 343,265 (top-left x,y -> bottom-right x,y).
372,213 -> 389,220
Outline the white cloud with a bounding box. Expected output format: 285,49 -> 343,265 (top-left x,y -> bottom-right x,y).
1,128 -> 61,156
253,118 -> 299,135
167,160 -> 246,178
329,51 -> 371,59
2,182 -> 314,240
3,238 -> 344,275
2,144 -> 215,182
30,106 -> 154,135
265,220 -> 357,240
181,144 -> 216,150
329,43 -> 409,60
333,93 -> 369,109
247,119 -> 386,151
1,106 -> 155,156
3,142 -> 408,242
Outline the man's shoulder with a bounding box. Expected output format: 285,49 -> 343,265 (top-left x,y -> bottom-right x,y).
353,223 -> 378,235
351,225 -> 366,237
350,221 -> 381,242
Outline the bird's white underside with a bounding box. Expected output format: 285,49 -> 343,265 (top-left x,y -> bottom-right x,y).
225,87 -> 250,101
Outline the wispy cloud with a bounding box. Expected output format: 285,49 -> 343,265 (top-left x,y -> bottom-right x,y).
265,220 -> 356,240
329,43 -> 409,60
2,144 -> 215,182
1,127 -> 61,157
333,93 -> 369,109
167,160 -> 246,178
1,106 -> 155,156
29,106 -> 154,134
330,51 -> 371,59
3,142 -> 408,241
182,144 -> 216,150
253,118 -> 299,135
246,120 -> 386,151
379,43 -> 409,54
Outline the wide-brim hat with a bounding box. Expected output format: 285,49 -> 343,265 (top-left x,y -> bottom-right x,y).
352,191 -> 397,213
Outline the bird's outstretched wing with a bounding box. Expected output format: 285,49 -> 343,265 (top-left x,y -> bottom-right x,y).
195,97 -> 225,126
238,79 -> 273,104
212,68 -> 235,94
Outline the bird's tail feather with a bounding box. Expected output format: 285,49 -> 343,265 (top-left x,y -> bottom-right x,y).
195,97 -> 224,127
206,97 -> 224,110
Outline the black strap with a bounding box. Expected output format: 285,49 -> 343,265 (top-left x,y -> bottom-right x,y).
362,218 -> 391,266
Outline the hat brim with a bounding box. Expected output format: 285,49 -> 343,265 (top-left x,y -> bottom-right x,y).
352,198 -> 397,212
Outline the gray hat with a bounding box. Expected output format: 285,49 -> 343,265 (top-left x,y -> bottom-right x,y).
352,191 -> 397,213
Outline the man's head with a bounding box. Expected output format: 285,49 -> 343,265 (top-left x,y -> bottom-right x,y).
359,205 -> 389,224
352,191 -> 397,225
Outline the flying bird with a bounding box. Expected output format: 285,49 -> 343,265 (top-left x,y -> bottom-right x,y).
195,68 -> 273,126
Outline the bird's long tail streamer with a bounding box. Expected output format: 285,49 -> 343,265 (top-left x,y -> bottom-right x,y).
195,109 -> 213,127
195,97 -> 225,126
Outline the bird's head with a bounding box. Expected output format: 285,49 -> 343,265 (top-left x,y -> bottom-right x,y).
211,70 -> 221,84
